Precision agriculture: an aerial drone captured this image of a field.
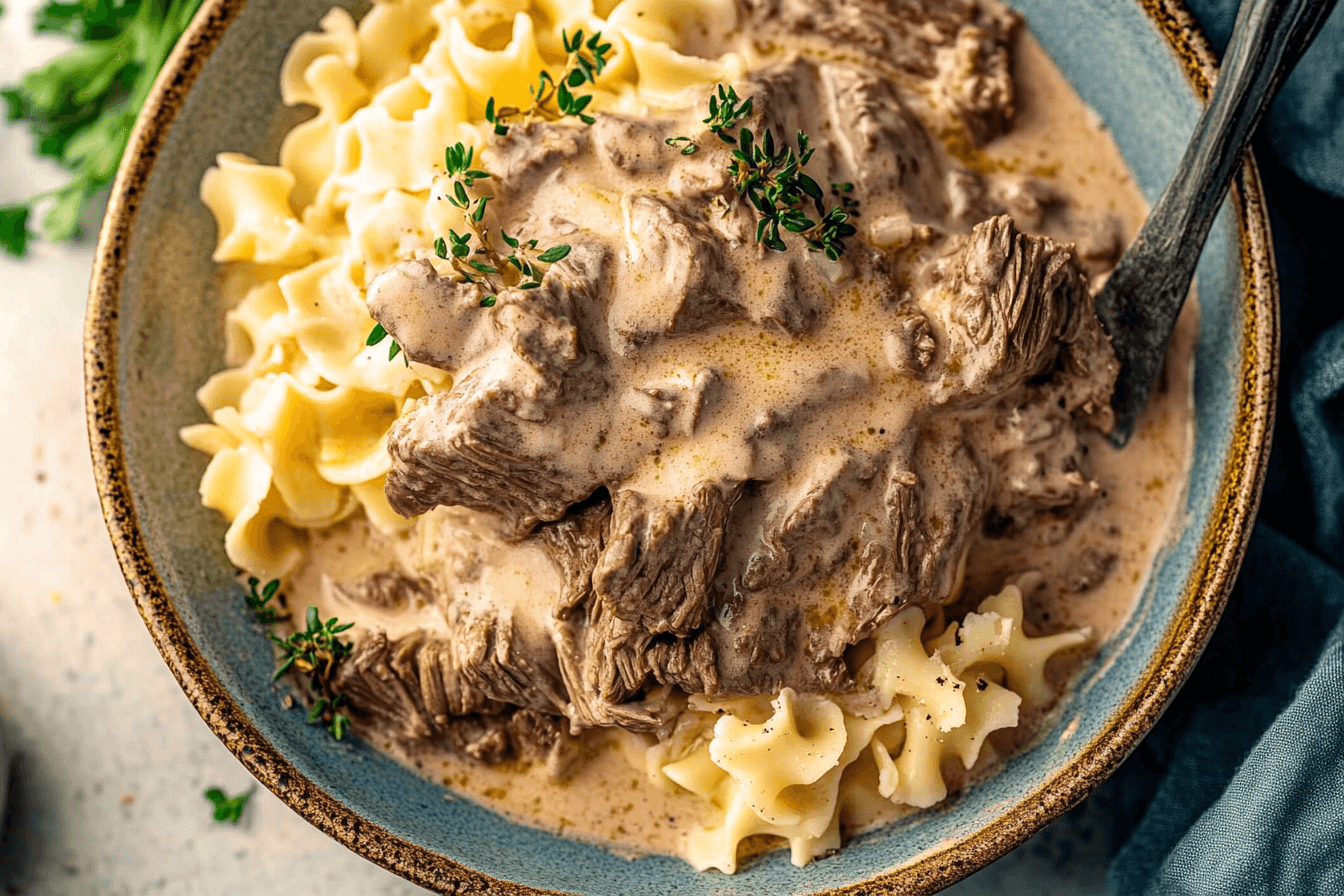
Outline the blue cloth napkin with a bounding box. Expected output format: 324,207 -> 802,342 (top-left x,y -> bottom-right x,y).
1103,3 -> 1344,894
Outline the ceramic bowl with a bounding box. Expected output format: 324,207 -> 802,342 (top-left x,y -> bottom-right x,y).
85,0 -> 1276,892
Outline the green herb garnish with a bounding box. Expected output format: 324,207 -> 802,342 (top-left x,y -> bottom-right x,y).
665,84 -> 753,156
204,787 -> 250,824
1,0 -> 206,256
245,576 -> 290,624
270,605 -> 354,683
429,141 -> 570,309
664,136 -> 698,155
728,121 -> 858,260
484,29 -> 612,134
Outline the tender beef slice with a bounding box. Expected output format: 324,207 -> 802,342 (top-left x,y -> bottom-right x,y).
384,368 -> 593,531
742,449 -> 880,592
368,244 -> 605,384
611,195 -> 745,349
365,259 -> 491,371
820,64 -> 945,220
932,21 -> 1019,145
934,215 -> 1093,401
593,481 -> 744,637
508,707 -> 580,777
741,59 -> 820,158
720,596 -> 850,695
330,569 -> 432,611
447,609 -> 569,713
334,630 -> 504,741
537,499 -> 612,617
551,606 -> 683,733
336,606 -> 566,735
910,421 -> 985,601
811,424 -> 984,656
485,121 -> 588,196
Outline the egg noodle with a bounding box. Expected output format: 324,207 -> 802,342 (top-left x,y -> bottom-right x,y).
183,0 -> 1089,871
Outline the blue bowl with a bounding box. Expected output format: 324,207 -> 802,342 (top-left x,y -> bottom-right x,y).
85,0 -> 1276,892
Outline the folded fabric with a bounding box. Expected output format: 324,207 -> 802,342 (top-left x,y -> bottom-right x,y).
1185,0 -> 1344,195
1106,528 -> 1344,895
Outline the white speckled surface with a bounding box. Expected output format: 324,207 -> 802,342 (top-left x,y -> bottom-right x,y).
0,1 -> 1116,892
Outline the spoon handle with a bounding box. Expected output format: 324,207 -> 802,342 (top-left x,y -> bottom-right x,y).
1095,0 -> 1338,446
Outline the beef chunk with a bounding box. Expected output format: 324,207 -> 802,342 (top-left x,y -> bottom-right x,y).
384,365 -> 593,531
591,114 -> 675,179
610,195 -> 744,350
485,121 -> 588,195
932,21 -> 1018,145
334,630 -> 503,741
742,449 -> 880,592
821,64 -> 945,221
538,498 -> 611,617
381,254 -> 610,531
552,605 -> 684,734
593,481 -> 743,637
930,215 -> 1094,401
743,0 -> 1020,84
908,421 -> 985,602
983,401 -> 1100,540
335,602 -> 567,740
364,259 -> 492,371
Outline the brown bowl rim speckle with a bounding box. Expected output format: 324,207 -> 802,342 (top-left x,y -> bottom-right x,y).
84,0 -> 1277,893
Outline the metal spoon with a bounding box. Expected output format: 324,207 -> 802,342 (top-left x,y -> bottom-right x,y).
1095,0 -> 1337,447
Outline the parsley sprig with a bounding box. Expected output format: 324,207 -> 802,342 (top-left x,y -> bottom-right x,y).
204,787 -> 250,825
0,0 -> 206,256
484,29 -> 612,134
665,83 -> 753,155
730,124 -> 858,260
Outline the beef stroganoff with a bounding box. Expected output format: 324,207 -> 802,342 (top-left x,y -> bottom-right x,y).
182,0 -> 1193,872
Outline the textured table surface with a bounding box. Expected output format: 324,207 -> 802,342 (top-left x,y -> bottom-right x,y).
0,1 -> 1116,892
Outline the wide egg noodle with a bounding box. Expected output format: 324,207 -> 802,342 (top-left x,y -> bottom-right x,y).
649,587 -> 1088,870
201,154 -> 324,265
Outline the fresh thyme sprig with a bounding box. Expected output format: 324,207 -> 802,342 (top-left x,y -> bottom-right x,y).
366,141 -> 570,360
665,83 -> 754,156
245,576 -> 290,624
730,126 -> 858,260
434,141 -> 570,303
204,788 -> 250,825
270,605 -> 355,740
271,605 -> 354,682
485,29 -> 612,135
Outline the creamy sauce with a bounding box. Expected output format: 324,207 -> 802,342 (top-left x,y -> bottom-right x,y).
287,23 -> 1192,867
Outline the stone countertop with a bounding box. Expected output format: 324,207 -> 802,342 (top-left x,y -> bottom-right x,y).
0,1 -> 1117,892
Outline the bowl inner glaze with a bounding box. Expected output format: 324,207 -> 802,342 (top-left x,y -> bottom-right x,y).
86,0 -> 1274,893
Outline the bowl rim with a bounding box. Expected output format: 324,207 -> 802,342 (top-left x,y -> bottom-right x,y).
83,0 -> 1278,892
